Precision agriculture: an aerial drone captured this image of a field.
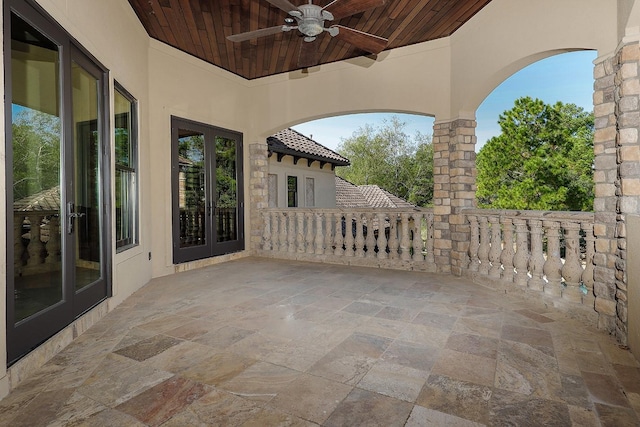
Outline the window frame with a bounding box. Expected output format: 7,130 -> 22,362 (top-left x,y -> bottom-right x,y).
287,175 -> 298,208
113,82 -> 139,252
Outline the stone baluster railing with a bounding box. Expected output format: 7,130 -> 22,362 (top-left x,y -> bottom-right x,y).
376,212 -> 388,260
562,222 -> 584,303
13,211 -> 61,276
463,208 -> 596,311
488,216 -> 502,278
468,215 -> 479,272
334,212 -> 344,256
260,208 -> 435,272
365,212 -> 376,259
543,220 -> 563,297
478,216 -> 490,275
500,217 -> 514,282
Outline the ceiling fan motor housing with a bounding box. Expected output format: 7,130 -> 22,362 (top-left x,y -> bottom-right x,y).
292,4 -> 334,37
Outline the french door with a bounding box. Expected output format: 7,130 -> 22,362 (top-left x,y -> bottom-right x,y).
171,117 -> 244,263
5,1 -> 110,364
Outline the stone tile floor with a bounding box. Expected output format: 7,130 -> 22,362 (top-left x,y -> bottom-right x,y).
1,257 -> 639,426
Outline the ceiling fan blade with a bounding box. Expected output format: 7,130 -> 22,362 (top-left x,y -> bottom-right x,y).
323,0 -> 387,20
298,41 -> 321,68
332,25 -> 387,54
227,26 -> 287,42
265,0 -> 300,14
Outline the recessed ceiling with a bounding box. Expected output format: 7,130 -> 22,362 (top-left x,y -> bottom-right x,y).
127,0 -> 493,80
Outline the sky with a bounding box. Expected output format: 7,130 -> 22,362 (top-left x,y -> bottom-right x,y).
292,50 -> 597,152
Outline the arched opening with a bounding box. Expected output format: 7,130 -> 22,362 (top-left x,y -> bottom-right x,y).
474,51 -> 597,212
267,112 -> 435,209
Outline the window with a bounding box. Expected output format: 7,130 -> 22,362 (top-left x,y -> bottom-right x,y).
287,176 -> 298,207
268,174 -> 278,208
305,177 -> 315,207
114,84 -> 138,251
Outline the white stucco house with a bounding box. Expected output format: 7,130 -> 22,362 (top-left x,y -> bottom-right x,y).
267,128 -> 349,208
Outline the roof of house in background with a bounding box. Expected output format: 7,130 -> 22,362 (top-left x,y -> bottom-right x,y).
335,176 -> 370,208
268,128 -> 350,167
13,186 -> 60,212
335,176 -> 417,209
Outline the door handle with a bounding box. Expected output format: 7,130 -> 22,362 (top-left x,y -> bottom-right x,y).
67,202 -> 86,234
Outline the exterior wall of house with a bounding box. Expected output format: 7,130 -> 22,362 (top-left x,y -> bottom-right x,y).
1,0 -> 639,397
267,156 -> 337,208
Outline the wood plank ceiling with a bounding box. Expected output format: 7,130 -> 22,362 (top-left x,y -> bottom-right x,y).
128,0 -> 493,80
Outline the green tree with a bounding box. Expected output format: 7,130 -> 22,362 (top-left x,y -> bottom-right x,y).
12,107 -> 61,201
336,116 -> 434,206
476,97 -> 594,211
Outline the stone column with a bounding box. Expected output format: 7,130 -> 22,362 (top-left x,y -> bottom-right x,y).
432,119 -> 477,275
593,42 -> 640,345
249,142 -> 269,252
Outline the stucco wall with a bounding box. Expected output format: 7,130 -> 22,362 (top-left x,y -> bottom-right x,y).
267,156 -> 337,208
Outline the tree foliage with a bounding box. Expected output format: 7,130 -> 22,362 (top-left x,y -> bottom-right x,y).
476,97 -> 594,211
336,116 -> 434,207
12,107 -> 61,201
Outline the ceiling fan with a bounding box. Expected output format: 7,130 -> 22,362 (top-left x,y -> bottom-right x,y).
227,0 -> 388,68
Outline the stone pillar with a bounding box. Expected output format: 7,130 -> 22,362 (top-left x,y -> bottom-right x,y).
432,119 -> 477,275
593,42 -> 640,345
249,142 -> 269,252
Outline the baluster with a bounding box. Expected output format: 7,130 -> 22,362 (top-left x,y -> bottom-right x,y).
543,220 -> 563,297
262,212 -> 271,250
424,213 -> 434,264
562,222 -> 583,303
334,213 -> 345,256
287,212 -> 297,252
279,213 -> 288,252
488,216 -> 502,278
344,212 -> 355,257
44,215 -> 61,265
14,215 -> 24,276
500,217 -> 514,283
26,214 -> 44,267
412,212 -> 424,262
270,212 -> 279,251
305,212 -> 315,254
365,212 -> 376,258
500,217 -> 515,283
294,211 -> 303,253
478,216 -> 490,275
468,215 -> 479,272
388,214 -> 399,259
528,219 -> 545,292
324,212 -> 333,255
581,222 -> 595,304
513,218 -> 529,288
354,212 -> 365,258
400,213 -> 411,261
314,212 -> 324,254
376,212 -> 388,260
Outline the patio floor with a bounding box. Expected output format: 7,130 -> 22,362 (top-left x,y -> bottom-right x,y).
1,257 -> 639,426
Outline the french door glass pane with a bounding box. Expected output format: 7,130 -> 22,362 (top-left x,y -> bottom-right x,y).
72,61 -> 102,291
11,13 -> 63,322
215,136 -> 238,242
178,130 -> 206,248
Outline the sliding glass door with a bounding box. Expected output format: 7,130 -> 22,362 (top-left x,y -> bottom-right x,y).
171,117 -> 244,263
5,1 -> 110,364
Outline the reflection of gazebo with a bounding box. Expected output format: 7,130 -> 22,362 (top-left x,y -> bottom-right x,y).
13,186 -> 61,276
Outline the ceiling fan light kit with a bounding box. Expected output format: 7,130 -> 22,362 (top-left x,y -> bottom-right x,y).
227,0 -> 388,68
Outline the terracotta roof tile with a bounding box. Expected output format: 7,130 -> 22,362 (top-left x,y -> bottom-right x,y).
335,177 -> 416,209
335,176 -> 370,208
268,128 -> 349,166
13,186 -> 60,212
